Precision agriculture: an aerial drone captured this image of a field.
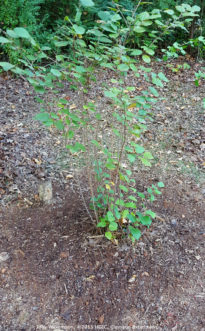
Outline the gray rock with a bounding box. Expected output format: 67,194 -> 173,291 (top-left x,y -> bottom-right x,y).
0,252 -> 9,263
38,180 -> 53,204
171,219 -> 177,226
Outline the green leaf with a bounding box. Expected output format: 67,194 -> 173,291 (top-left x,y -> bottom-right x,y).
6,29 -> 18,38
134,144 -> 145,154
127,214 -> 137,223
125,146 -> 133,153
142,20 -> 152,26
0,37 -> 12,43
127,154 -> 136,163
50,113 -> 59,120
164,9 -> 174,16
35,112 -> 50,122
137,192 -> 145,199
105,231 -> 112,240
66,142 -> 86,153
87,28 -> 103,37
13,27 -> 31,39
42,46 -> 51,51
117,64 -> 129,72
0,62 -> 14,71
66,130 -> 74,139
140,158 -> 152,167
158,72 -> 169,82
80,0 -> 94,6
130,49 -> 142,56
155,20 -> 164,26
157,182 -> 164,188
139,215 -> 152,226
152,187 -> 161,195
129,63 -> 137,72
119,185 -> 128,193
143,151 -> 153,160
98,11 -> 111,21
191,5 -> 201,12
152,74 -> 163,87
116,199 -> 125,206
109,222 -> 118,231
54,120 -> 64,130
129,226 -> 141,240
111,14 -> 121,22
75,65 -> 87,73
91,140 -> 100,147
125,202 -> 136,209
122,209 -> 129,219
105,162 -> 116,170
97,220 -> 107,228
142,54 -> 151,63
34,86 -> 45,94
176,5 -> 185,13
148,86 -> 159,97
128,195 -> 137,202
143,46 -> 155,56
114,207 -> 121,219
145,210 -> 156,218
107,211 -> 115,223
99,36 -> 112,43
113,128 -> 120,137
139,11 -> 150,20
134,26 -> 146,33
104,90 -> 116,98
54,41 -> 69,47
73,24 -> 85,35
50,68 -> 62,77
126,169 -> 132,176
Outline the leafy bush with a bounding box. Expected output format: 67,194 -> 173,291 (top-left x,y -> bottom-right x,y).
0,23 -> 164,243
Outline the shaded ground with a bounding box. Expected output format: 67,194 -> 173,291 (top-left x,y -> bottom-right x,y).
0,59 -> 205,330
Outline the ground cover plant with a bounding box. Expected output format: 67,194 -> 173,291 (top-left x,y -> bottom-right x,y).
0,1 -> 204,242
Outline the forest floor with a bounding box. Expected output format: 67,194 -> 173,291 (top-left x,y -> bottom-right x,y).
0,58 -> 205,331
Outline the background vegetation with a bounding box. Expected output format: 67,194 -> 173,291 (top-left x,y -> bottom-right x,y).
0,0 -> 205,63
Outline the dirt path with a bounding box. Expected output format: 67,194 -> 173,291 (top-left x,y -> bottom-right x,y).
0,60 -> 205,330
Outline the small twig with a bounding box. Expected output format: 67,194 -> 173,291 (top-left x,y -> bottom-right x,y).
75,173 -> 95,224
64,283 -> 68,295
87,235 -> 104,238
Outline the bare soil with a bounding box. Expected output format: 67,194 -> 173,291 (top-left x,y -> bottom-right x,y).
0,59 -> 205,330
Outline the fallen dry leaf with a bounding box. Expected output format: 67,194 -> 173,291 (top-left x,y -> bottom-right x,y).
14,249 -> 25,257
195,255 -> 201,260
60,252 -> 69,259
98,314 -> 104,324
85,275 -> 95,282
34,158 -> 42,165
66,174 -> 74,179
128,321 -> 134,327
142,271 -> 149,277
128,274 -> 137,283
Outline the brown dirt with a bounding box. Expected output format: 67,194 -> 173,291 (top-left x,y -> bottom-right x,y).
0,59 -> 205,330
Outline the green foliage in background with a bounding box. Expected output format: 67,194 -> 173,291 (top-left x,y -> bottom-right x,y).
0,0 -> 205,62
0,0 -> 43,30
0,0 -> 53,63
